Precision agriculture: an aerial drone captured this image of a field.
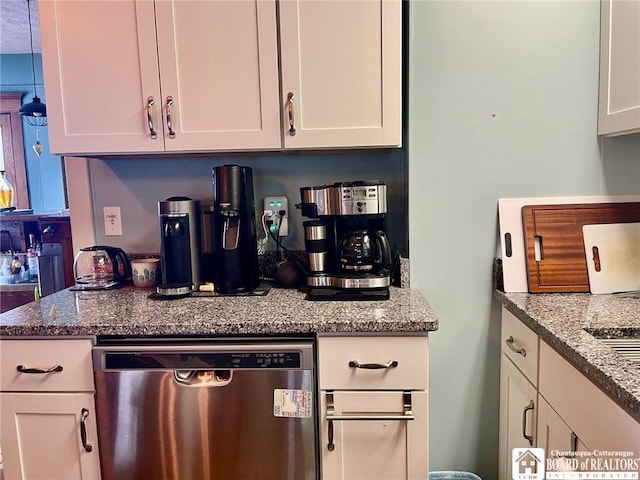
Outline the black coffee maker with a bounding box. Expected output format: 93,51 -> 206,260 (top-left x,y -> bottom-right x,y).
211,165 -> 259,294
157,197 -> 202,296
299,181 -> 393,300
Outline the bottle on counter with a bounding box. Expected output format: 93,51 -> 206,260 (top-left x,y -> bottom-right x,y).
0,170 -> 14,209
27,234 -> 39,282
10,255 -> 23,275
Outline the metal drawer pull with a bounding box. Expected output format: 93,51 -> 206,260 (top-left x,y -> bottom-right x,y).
326,413 -> 416,421
506,336 -> 527,357
146,97 -> 157,139
348,360 -> 399,369
326,391 -> 413,452
522,399 -> 534,446
327,418 -> 335,451
16,364 -> 63,374
286,92 -> 296,136
80,408 -> 93,452
166,96 -> 176,139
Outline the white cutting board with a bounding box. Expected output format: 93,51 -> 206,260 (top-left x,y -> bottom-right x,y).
498,195 -> 640,292
582,222 -> 640,294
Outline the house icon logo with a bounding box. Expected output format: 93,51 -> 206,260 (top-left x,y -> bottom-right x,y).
512,448 -> 545,480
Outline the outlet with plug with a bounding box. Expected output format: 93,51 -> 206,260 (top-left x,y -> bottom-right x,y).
263,195 -> 288,237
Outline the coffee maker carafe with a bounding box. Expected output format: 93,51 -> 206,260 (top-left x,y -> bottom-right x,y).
299,181 -> 393,300
339,229 -> 391,273
211,165 -> 259,294
157,197 -> 202,296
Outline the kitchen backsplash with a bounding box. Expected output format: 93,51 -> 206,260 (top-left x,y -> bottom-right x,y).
86,149 -> 409,256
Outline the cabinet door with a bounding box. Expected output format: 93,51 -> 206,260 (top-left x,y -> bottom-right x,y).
279,0 -> 402,149
39,0 -> 163,155
598,0 -> 640,136
537,395 -> 593,473
499,354 -> 537,480
0,392 -> 101,480
320,390 -> 427,480
155,0 -> 281,152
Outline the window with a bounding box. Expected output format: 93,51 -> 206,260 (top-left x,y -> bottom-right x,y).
0,92 -> 29,209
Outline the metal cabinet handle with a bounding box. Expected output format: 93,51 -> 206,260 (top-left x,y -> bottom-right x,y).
327,419 -> 335,451
16,364 -> 63,374
506,336 -> 527,357
570,432 -> 578,452
349,360 -> 399,369
146,97 -> 158,139
80,408 -> 93,453
286,92 -> 296,136
166,96 -> 176,139
522,399 -> 534,446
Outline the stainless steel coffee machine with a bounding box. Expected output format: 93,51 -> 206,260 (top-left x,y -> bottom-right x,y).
299,181 -> 393,300
157,197 -> 202,296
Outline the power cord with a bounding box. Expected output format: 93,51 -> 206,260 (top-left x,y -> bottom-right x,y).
257,211 -> 269,255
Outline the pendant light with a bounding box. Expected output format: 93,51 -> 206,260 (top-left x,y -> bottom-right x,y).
19,0 -> 47,127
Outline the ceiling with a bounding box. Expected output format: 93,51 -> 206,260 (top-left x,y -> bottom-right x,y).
0,0 -> 41,54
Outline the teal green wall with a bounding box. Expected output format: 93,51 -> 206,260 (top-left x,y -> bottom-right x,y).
0,54 -> 65,212
409,1 -> 639,478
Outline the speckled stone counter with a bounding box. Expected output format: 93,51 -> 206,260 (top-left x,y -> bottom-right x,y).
495,290 -> 640,421
0,285 -> 438,337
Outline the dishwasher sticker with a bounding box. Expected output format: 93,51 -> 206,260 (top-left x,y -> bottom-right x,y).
273,389 -> 312,418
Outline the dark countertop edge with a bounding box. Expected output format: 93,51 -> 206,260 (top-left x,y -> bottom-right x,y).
494,290 -> 640,423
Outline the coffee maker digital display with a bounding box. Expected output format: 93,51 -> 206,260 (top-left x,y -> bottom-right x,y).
299,181 -> 393,301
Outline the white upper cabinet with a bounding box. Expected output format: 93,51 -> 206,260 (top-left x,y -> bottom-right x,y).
154,0 -> 281,152
39,0 -> 281,155
279,0 -> 402,149
598,0 -> 640,136
39,0 -> 401,156
39,0 -> 163,155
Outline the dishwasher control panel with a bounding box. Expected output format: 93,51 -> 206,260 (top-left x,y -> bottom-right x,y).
100,351 -> 302,370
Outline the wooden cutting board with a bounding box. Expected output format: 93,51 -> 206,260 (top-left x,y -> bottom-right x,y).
497,195 -> 640,292
583,223 -> 640,294
522,203 -> 640,293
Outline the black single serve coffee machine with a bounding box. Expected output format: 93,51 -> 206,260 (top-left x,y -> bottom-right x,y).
211,165 -> 259,294
157,196 -> 202,296
299,180 -> 393,301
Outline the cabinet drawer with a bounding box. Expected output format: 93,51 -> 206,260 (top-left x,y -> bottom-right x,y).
539,340 -> 640,452
318,335 -> 428,390
1,339 -> 95,392
501,307 -> 538,386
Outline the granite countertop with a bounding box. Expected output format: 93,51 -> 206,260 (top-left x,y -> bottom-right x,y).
0,285 -> 438,337
495,290 -> 640,421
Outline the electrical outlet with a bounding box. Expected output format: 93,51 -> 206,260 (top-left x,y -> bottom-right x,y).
103,207 -> 123,236
264,196 -> 288,237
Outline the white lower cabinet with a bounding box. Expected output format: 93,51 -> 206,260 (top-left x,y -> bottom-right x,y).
320,390 -> 428,480
0,339 -> 101,480
499,354 -> 537,480
0,392 -> 100,480
500,307 -> 640,480
499,308 -> 539,480
539,340 -> 640,453
317,334 -> 429,480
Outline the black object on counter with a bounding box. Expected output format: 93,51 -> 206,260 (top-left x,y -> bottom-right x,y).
210,165 -> 259,294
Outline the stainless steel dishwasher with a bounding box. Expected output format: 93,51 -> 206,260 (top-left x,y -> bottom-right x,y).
93,337 -> 317,480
